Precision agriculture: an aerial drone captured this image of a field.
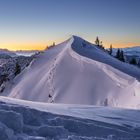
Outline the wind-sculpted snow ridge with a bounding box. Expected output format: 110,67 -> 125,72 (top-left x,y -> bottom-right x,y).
0,97 -> 140,140
71,36 -> 140,81
2,36 -> 140,109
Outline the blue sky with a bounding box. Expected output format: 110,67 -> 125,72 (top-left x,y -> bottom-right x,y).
0,0 -> 140,50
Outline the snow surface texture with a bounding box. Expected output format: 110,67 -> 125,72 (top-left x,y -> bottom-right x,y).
0,96 -> 140,140
2,36 -> 140,109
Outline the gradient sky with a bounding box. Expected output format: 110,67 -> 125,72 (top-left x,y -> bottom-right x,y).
0,0 -> 140,50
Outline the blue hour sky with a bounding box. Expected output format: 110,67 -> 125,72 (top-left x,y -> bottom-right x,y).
0,0 -> 140,50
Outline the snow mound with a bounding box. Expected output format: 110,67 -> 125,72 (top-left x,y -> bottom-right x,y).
2,36 -> 140,109
0,96 -> 140,140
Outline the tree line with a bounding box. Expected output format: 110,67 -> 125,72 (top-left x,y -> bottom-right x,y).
95,36 -> 138,66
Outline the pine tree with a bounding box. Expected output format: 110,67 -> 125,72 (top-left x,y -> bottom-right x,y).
100,41 -> 104,49
95,36 -> 105,50
130,58 -> 137,65
115,49 -> 120,59
109,44 -> 113,55
119,50 -> 125,62
95,36 -> 100,46
15,63 -> 21,76
115,49 -> 125,62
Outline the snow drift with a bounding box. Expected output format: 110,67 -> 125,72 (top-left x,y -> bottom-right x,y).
2,36 -> 140,109
0,96 -> 140,140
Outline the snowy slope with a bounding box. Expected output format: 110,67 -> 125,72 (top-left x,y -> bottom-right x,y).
0,96 -> 140,140
2,36 -> 140,109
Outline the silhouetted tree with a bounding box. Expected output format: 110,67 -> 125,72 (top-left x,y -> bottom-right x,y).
119,50 -> 125,62
109,44 -> 113,55
100,41 -> 105,49
95,36 -> 100,46
115,49 -> 125,62
53,42 -> 55,46
15,63 -> 21,76
100,41 -> 103,46
95,36 -> 105,50
115,49 -> 121,59
130,58 -> 137,65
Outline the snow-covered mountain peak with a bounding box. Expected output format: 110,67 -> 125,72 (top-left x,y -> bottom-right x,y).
70,35 -> 95,48
53,35 -> 95,51
71,35 -> 83,40
2,36 -> 140,109
71,35 -> 86,42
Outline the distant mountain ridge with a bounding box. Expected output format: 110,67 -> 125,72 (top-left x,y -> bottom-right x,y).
0,48 -> 39,57
113,46 -> 140,57
15,50 -> 39,56
112,46 -> 140,64
0,49 -> 17,57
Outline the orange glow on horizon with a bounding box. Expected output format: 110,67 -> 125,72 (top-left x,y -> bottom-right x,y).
0,42 -> 54,51
86,37 -> 140,49
0,44 -> 45,51
0,38 -> 139,51
88,39 -> 140,49
0,38 -> 66,51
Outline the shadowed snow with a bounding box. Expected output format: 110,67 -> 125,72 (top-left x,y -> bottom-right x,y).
0,97 -> 140,139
